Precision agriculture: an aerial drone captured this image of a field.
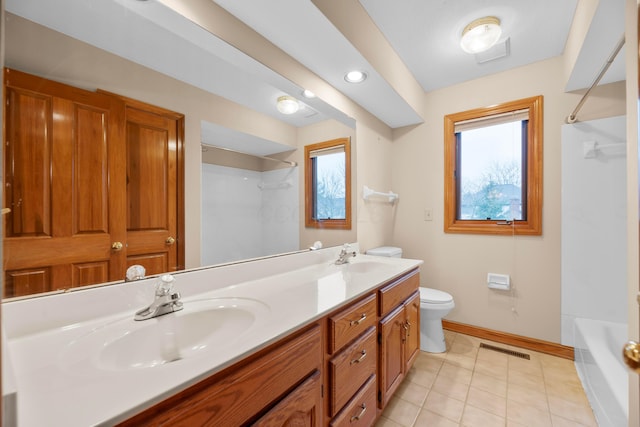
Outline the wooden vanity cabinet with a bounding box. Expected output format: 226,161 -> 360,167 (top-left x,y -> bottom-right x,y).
118,324 -> 322,427
119,268 -> 421,427
378,270 -> 420,408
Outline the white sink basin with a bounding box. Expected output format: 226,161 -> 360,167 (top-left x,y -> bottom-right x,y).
343,261 -> 388,274
59,298 -> 269,372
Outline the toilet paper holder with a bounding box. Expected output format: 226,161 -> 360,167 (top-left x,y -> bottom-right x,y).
487,273 -> 510,290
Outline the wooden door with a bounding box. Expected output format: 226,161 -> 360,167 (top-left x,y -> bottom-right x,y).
378,305 -> 406,408
404,291 -> 420,371
3,68 -> 126,297
120,99 -> 184,276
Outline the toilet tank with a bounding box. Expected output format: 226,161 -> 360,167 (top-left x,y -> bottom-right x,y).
365,246 -> 403,258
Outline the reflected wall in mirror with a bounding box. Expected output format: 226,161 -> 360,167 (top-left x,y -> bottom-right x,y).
3,0 -> 357,298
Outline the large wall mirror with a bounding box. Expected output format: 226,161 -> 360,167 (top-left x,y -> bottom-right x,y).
2,0 -> 356,299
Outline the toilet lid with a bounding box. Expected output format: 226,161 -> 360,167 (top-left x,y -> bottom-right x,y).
419,287 -> 453,304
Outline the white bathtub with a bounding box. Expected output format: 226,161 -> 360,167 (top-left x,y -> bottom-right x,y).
574,318 -> 628,427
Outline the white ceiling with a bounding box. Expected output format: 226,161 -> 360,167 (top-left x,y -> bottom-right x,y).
6,0 -> 628,154
213,0 -> 626,126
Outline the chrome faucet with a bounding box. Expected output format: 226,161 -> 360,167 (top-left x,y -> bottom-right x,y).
335,244 -> 357,265
134,274 -> 183,321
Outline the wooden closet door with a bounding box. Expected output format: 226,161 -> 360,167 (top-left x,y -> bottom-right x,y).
3,68 -> 126,297
124,105 -> 182,276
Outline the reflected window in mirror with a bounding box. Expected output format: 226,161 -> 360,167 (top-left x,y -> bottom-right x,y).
304,138 -> 351,229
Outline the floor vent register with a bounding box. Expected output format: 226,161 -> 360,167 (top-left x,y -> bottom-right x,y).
479,343 -> 531,360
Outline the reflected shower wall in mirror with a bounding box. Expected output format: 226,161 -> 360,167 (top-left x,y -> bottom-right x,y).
3,0 -> 356,298
201,145 -> 300,266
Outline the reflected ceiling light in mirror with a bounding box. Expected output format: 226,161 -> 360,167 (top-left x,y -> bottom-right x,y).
276,95 -> 300,114
460,16 -> 501,54
344,70 -> 367,83
302,89 -> 316,98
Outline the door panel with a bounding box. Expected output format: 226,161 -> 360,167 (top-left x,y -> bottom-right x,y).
72,262 -> 109,288
4,268 -> 50,298
74,105 -> 110,234
4,87 -> 52,237
3,68 -> 126,297
124,105 -> 180,275
127,253 -> 168,277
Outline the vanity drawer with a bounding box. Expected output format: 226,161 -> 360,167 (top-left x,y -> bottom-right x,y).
330,375 -> 377,427
329,293 -> 377,353
329,326 -> 377,416
378,269 -> 419,316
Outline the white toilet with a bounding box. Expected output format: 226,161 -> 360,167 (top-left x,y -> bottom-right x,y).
365,246 -> 455,353
418,287 -> 455,353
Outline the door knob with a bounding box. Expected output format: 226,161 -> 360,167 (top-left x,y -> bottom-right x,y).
111,241 -> 124,251
166,236 -> 176,245
623,340 -> 640,373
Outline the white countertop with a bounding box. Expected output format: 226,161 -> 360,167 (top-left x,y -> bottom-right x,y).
2,246 -> 422,426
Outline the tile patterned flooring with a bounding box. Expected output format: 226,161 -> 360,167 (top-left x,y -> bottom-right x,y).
376,330 -> 598,427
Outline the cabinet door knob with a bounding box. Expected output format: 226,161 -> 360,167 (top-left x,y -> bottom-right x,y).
350,403 -> 367,422
166,236 -> 176,245
111,241 -> 123,251
350,350 -> 367,365
350,313 -> 366,326
403,321 -> 411,337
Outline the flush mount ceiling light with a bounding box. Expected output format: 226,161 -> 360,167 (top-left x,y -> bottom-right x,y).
276,95 -> 299,114
344,70 -> 367,83
460,16 -> 502,54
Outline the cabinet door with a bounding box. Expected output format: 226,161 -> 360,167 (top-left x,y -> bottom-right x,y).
253,370 -> 322,427
404,291 -> 420,371
378,305 -> 406,408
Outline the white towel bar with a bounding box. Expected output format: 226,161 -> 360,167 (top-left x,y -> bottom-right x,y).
363,185 -> 398,203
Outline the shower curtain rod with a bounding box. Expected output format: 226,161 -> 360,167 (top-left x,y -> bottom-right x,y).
566,35 -> 625,124
201,143 -> 298,167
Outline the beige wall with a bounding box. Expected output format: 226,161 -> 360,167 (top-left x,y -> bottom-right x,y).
390,57 -> 625,343
354,121 -> 396,252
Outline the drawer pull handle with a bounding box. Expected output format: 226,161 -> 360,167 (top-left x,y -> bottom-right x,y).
350,350 -> 367,365
350,403 -> 367,422
350,313 -> 367,326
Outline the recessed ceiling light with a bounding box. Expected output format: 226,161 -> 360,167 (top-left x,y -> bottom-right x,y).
276,95 -> 300,114
344,70 -> 367,83
460,16 -> 502,54
302,89 -> 316,98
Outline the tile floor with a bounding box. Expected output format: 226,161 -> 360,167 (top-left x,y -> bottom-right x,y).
376,330 -> 598,427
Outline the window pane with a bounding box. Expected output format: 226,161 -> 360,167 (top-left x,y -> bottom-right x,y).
314,151 -> 346,220
458,120 -> 524,220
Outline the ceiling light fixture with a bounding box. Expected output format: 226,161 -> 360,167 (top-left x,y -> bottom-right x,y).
276,95 -> 299,114
460,16 -> 502,54
344,70 -> 367,83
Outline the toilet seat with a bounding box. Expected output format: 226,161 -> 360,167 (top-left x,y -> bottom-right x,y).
419,287 -> 453,304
